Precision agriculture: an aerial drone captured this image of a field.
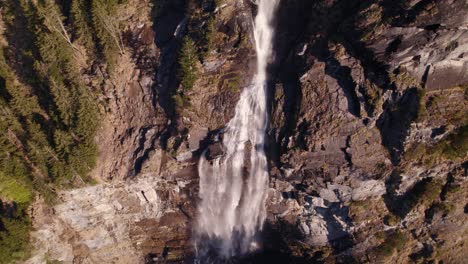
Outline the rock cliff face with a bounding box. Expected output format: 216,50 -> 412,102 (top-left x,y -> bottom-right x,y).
27,0 -> 467,263
27,176 -> 194,263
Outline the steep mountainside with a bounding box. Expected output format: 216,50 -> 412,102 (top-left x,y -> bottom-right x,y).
0,0 -> 467,263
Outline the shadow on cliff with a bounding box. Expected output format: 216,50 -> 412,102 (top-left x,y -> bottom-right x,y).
383,169 -> 442,219
269,0 -> 433,165
238,221 -> 337,264
266,0 -> 314,164
249,219 -> 354,264
376,87 -> 421,164
381,0 -> 435,27
152,0 -> 186,114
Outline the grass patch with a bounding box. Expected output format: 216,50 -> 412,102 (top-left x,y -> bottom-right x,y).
0,172 -> 33,263
0,173 -> 32,204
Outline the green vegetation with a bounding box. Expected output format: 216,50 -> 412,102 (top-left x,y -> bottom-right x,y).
70,0 -> 96,53
171,3 -> 220,116
360,81 -> 383,116
446,184 -> 461,194
404,125 -> 468,166
91,0 -> 126,71
288,242 -> 333,262
358,4 -> 384,42
202,16 -> 217,59
432,202 -> 455,216
172,93 -> 191,112
223,75 -> 241,92
178,36 -> 198,90
0,174 -> 32,263
386,177 -> 444,220
375,230 -> 408,257
408,179 -> 444,207
0,173 -> 32,204
0,211 -> 31,264
0,0 -> 118,261
383,213 -> 401,226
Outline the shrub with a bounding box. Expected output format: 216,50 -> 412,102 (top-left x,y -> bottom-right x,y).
404,124 -> 468,166
383,213 -> 401,226
375,231 -> 408,257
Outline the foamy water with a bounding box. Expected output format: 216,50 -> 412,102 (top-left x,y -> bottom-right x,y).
195,0 -> 280,258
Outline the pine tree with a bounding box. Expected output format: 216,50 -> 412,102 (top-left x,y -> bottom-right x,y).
36,0 -> 78,54
91,0 -> 125,71
70,0 -> 96,53
0,49 -> 45,118
178,36 -> 198,90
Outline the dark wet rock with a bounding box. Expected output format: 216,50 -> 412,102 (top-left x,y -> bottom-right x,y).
206,142 -> 224,160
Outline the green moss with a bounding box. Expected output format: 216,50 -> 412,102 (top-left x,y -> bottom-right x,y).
388,178 -> 444,218
435,125 -> 468,159
354,78 -> 384,115
463,84 -> 468,100
389,70 -> 420,89
287,241 -> 333,262
374,162 -> 388,174
426,94 -> 442,109
358,4 -> 384,42
45,257 -> 63,264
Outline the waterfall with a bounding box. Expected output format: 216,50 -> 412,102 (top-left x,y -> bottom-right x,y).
195,0 -> 280,259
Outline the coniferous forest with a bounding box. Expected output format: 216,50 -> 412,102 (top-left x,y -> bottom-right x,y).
0,1 -> 121,260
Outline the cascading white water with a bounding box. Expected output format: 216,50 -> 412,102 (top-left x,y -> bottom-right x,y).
195,0 -> 280,259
